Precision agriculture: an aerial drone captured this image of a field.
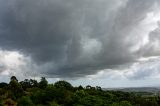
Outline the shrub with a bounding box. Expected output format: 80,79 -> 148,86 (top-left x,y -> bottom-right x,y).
17,96 -> 32,106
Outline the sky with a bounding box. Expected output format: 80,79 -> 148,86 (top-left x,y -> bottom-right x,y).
0,0 -> 160,88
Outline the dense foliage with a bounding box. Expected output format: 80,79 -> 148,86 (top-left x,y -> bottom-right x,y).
0,76 -> 160,106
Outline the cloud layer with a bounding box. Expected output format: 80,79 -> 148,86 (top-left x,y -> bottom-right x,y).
0,0 -> 160,78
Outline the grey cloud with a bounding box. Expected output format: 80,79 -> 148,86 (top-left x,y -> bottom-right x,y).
0,53 -> 6,73
125,57 -> 160,80
138,22 -> 160,57
0,0 -> 159,78
0,64 -> 6,73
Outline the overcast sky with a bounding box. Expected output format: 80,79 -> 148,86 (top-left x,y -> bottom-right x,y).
0,0 -> 160,87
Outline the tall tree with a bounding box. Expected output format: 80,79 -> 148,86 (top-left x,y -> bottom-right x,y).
10,76 -> 18,82
39,77 -> 48,89
9,76 -> 23,98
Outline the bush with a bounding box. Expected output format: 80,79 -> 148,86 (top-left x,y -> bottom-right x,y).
119,101 -> 132,106
49,101 -> 59,106
4,98 -> 16,106
111,101 -> 132,106
17,96 -> 32,106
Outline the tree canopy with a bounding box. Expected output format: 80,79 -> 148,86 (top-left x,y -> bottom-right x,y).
0,76 -> 159,106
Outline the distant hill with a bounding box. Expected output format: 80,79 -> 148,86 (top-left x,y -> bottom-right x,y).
103,87 -> 160,94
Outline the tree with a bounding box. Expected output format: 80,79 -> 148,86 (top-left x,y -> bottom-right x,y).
54,80 -> 73,90
79,95 -> 104,106
31,90 -> 46,104
78,85 -> 83,90
0,82 -> 8,88
49,101 -> 59,106
17,96 -> 33,106
111,101 -> 132,106
39,77 -> 48,89
119,101 -> 132,106
20,79 -> 31,90
10,76 -> 18,82
96,86 -> 102,91
9,76 -> 23,98
0,100 -> 2,106
73,90 -> 87,103
44,84 -> 57,101
4,98 -> 16,106
30,79 -> 38,87
86,85 -> 91,89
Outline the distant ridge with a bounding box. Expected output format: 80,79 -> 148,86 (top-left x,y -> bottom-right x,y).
103,87 -> 160,93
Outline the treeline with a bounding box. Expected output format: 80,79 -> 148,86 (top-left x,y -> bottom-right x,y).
0,76 -> 160,106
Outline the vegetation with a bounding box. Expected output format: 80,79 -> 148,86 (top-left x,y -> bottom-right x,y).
0,76 -> 160,106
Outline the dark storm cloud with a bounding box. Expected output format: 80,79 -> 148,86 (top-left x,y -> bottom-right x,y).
0,0 -> 159,77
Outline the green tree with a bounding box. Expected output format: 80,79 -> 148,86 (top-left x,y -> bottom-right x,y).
44,85 -> 57,101
20,79 -> 31,90
10,76 -> 18,82
9,76 -> 23,98
0,82 -> 8,88
86,85 -> 91,89
30,79 -> 38,87
31,90 -> 46,104
49,101 -> 59,106
4,98 -> 16,106
79,95 -> 104,106
120,101 -> 132,106
39,77 -> 48,89
96,86 -> 102,91
0,100 -> 2,106
77,85 -> 83,90
17,96 -> 33,106
54,80 -> 73,90
111,101 -> 132,106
